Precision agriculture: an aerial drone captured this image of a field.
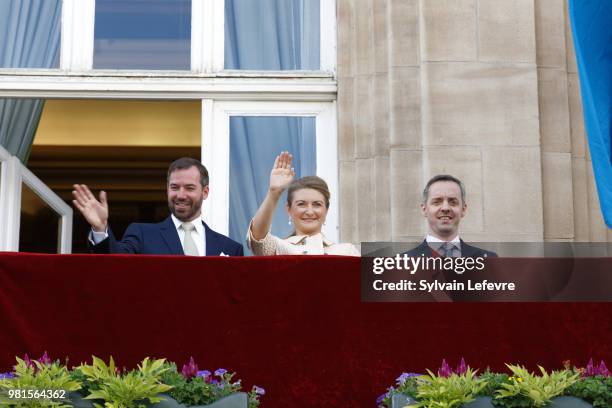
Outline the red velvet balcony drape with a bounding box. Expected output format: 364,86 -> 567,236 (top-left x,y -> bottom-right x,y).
0,253 -> 610,406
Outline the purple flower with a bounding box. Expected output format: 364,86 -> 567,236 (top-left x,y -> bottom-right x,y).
38,351 -> 52,365
253,385 -> 265,396
196,370 -> 211,380
181,357 -> 199,379
214,368 -> 227,377
438,359 -> 453,378
396,372 -> 420,385
456,357 -> 467,375
376,392 -> 387,406
0,372 -> 14,379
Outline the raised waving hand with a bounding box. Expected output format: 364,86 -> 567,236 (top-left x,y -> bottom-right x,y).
72,184 -> 109,232
250,152 -> 295,240
269,151 -> 295,193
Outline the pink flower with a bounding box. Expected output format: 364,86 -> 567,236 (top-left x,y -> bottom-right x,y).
22,354 -> 35,369
438,359 -> 452,378
181,357 -> 199,379
38,351 -> 52,365
582,358 -> 610,377
597,360 -> 610,377
456,357 -> 467,375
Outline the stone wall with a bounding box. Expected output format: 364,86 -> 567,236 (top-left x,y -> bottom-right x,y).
337,0 -> 611,244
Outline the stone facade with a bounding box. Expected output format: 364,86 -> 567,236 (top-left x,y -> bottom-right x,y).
337,0 -> 612,244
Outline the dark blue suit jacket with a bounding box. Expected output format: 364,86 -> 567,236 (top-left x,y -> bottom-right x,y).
91,216 -> 243,256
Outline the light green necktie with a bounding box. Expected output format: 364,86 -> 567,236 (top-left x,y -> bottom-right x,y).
181,222 -> 199,256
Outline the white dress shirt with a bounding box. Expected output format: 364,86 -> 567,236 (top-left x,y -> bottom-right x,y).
425,234 -> 461,257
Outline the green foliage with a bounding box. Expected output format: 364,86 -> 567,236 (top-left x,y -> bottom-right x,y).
246,387 -> 263,408
415,368 -> 486,408
79,356 -> 172,408
397,376 -> 420,400
160,363 -> 242,407
477,371 -> 508,397
0,357 -> 81,408
494,365 -> 578,408
565,375 -> 612,408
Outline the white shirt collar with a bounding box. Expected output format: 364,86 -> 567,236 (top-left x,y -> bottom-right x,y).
425,234 -> 460,245
171,214 -> 205,237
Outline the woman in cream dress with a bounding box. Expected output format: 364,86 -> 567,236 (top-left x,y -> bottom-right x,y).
247,152 -> 360,256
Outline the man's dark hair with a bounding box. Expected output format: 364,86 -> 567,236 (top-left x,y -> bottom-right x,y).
422,174 -> 466,204
167,157 -> 209,187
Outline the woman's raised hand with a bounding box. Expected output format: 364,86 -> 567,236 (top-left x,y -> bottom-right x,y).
269,151 -> 295,194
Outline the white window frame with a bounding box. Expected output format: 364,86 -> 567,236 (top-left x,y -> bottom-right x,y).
60,0 -> 336,74
1,0 -> 338,249
0,146 -> 73,253
202,100 -> 339,242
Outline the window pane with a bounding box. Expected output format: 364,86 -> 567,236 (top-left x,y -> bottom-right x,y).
19,183 -> 60,253
0,0 -> 61,68
93,0 -> 191,70
229,116 -> 316,254
225,0 -> 320,70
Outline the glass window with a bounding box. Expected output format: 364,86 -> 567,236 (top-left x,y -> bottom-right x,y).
0,0 -> 61,68
93,0 -> 191,70
19,183 -> 60,253
225,0 -> 320,70
228,116 -> 316,253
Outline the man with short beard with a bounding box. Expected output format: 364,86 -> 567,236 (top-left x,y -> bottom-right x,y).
404,175 -> 496,258
72,157 -> 243,256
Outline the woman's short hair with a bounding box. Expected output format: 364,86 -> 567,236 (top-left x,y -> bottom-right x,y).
287,176 -> 330,208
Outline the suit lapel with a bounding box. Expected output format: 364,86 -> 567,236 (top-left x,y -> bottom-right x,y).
420,240 -> 437,257
203,222 -> 221,256
159,217 -> 184,255
460,239 -> 476,257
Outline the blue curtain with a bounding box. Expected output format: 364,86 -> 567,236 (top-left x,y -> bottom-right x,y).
225,0 -> 320,70
569,0 -> 612,228
229,117 -> 316,254
0,0 -> 61,162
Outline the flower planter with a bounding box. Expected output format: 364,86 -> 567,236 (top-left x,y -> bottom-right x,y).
69,392 -> 248,408
547,396 -> 593,408
390,393 -> 416,408
462,396 -> 495,407
390,394 -> 593,408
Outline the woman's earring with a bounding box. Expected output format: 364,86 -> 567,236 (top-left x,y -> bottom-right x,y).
288,219 -> 292,225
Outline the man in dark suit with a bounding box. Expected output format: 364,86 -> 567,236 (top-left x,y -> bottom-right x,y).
405,174 -> 496,258
72,157 -> 243,256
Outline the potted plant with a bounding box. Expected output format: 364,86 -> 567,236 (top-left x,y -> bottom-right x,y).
155,357 -> 264,408
0,352 -> 81,407
1,353 -> 264,408
383,358 -> 608,408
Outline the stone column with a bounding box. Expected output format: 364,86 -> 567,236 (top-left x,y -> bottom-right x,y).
337,0 -> 609,246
